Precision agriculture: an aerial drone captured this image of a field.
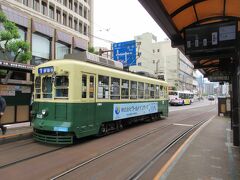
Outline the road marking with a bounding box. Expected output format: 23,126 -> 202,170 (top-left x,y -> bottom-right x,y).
211,165 -> 222,169
173,123 -> 193,127
153,115 -> 216,180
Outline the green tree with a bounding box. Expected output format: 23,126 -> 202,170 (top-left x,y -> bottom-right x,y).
0,11 -> 32,83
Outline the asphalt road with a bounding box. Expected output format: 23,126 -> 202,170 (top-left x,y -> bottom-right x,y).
0,100 -> 217,180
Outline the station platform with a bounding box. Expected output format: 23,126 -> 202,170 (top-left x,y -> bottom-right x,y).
0,122 -> 33,144
155,116 -> 240,180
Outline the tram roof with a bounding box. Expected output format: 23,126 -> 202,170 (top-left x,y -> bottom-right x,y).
35,59 -> 168,85
138,0 -> 240,80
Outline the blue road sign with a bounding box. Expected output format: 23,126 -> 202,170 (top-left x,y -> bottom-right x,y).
112,40 -> 136,67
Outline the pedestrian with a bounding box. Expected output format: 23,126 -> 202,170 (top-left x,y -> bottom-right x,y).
0,96 -> 7,135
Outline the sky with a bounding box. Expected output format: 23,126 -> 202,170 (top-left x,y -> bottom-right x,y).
93,0 -> 168,49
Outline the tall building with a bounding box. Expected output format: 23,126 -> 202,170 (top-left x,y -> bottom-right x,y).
0,0 -> 94,65
204,83 -> 214,95
132,32 -> 196,91
0,0 -> 94,124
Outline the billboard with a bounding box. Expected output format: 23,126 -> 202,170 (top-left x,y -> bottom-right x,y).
112,40 -> 136,67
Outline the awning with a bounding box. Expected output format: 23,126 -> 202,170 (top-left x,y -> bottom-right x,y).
139,0 -> 240,80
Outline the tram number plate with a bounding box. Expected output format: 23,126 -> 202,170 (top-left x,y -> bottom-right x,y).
37,114 -> 43,119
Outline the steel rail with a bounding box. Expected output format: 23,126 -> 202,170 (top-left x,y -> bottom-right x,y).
128,116 -> 214,180
0,145 -> 67,169
50,108 -> 216,180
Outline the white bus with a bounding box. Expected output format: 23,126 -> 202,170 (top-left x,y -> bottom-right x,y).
169,91 -> 194,106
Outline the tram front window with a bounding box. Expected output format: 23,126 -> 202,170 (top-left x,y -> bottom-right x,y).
55,76 -> 69,98
42,77 -> 52,98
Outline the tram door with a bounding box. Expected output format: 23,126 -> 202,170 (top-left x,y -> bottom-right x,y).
81,73 -> 96,129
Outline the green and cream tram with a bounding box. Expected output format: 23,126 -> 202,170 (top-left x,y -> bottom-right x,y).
32,52 -> 168,144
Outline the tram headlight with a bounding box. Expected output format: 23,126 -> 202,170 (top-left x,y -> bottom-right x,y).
41,109 -> 48,116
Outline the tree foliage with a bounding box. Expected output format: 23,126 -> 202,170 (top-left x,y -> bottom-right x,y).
0,11 -> 32,63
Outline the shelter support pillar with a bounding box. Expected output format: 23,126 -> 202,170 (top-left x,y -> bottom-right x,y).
232,59 -> 240,146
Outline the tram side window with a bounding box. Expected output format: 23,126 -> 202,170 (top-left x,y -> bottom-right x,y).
35,76 -> 41,99
82,75 -> 87,98
111,77 -> 120,99
55,76 -> 69,98
138,82 -> 144,99
121,79 -> 129,99
130,81 -> 137,99
42,77 -> 52,98
160,86 -> 164,97
89,76 -> 95,98
145,83 -> 150,99
155,85 -> 160,99
98,75 -> 109,99
150,84 -> 155,98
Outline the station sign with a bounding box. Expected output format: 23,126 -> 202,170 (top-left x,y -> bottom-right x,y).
112,40 -> 136,67
0,60 -> 34,72
184,21 -> 238,57
208,75 -> 230,82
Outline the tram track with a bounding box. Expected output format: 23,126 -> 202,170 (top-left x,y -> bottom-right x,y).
128,115 -> 216,180
0,106 -> 214,172
50,107 -> 216,179
0,143 -> 68,169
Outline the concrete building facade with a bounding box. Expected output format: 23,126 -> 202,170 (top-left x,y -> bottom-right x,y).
0,0 -> 93,65
0,0 -> 93,124
131,32 -> 196,92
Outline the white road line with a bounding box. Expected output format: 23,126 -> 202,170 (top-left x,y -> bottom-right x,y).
173,123 -> 193,127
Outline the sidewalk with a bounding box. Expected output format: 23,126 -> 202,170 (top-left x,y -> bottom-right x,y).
156,116 -> 240,180
0,122 -> 33,144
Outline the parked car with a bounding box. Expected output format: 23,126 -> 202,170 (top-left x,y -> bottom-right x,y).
208,95 -> 215,101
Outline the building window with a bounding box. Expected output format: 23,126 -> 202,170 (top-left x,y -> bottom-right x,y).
74,2 -> 78,13
74,20 -> 78,31
69,16 -> 72,28
63,0 -> 67,7
84,24 -> 87,35
79,4 -> 83,16
56,10 -> 61,23
32,33 -> 51,65
138,62 -> 142,66
41,1 -> 47,15
49,6 -> 54,19
84,6 -> 87,19
18,28 -> 26,41
33,0 -> 40,11
79,21 -> 83,33
56,42 -> 70,59
157,49 -> 160,52
153,49 -> 155,53
23,0 -> 28,6
69,0 -> 73,10
63,13 -> 67,26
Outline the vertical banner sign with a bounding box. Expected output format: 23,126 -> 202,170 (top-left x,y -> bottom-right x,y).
112,40 -> 136,67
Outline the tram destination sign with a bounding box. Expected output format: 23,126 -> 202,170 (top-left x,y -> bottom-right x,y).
184,21 -> 238,56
